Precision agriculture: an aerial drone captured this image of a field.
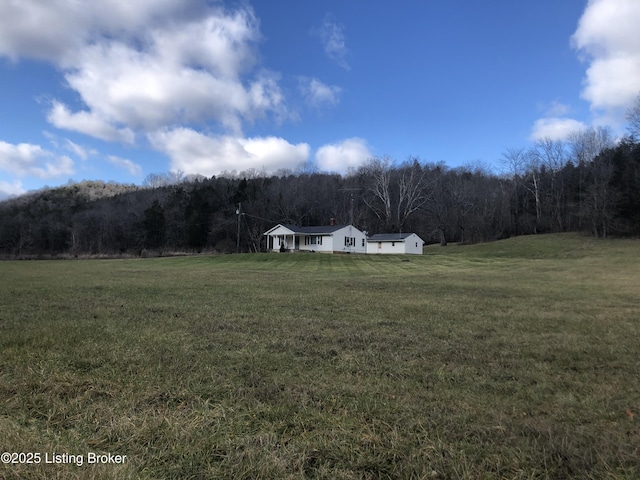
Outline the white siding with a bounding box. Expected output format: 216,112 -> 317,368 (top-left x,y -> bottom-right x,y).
298,235 -> 333,253
366,234 -> 424,255
263,224 -> 367,254
403,234 -> 424,254
265,225 -> 296,252
331,226 -> 367,254
367,240 -> 405,254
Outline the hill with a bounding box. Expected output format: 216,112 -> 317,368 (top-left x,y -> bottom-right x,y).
2,139 -> 640,258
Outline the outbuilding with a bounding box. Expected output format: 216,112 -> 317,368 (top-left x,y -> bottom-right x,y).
366,233 -> 424,255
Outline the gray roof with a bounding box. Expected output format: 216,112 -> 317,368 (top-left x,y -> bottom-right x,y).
367,233 -> 415,242
280,224 -> 350,234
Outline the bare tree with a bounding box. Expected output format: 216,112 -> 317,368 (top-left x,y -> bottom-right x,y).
533,137 -> 567,172
143,172 -> 170,189
396,158 -> 429,232
584,150 -> 619,238
500,147 -> 528,235
421,163 -> 451,246
362,156 -> 393,230
166,170 -> 185,185
568,126 -> 615,229
531,138 -> 569,231
626,93 -> 640,139
362,156 -> 429,232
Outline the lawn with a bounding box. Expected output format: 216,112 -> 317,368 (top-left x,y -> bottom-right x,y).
1,233 -> 639,479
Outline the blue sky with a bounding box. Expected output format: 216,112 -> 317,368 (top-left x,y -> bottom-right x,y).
1,0 -> 639,199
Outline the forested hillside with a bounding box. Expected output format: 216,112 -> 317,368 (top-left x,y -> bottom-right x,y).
1,132 -> 639,257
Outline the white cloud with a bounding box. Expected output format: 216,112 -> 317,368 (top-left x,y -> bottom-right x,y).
54,13 -> 285,135
530,0 -> 640,139
44,132 -> 97,160
0,0 -> 189,63
572,0 -> 640,117
312,15 -> 350,70
0,140 -> 75,179
1,1 -> 287,142
0,1 -> 90,62
106,155 -> 143,177
0,179 -> 25,201
530,118 -> 588,141
65,139 -> 96,160
48,101 -> 135,144
149,128 -> 310,177
315,138 -> 372,174
300,77 -> 342,107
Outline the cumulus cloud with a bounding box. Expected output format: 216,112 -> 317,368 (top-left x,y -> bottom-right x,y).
0,141 -> 75,179
106,156 -> 143,177
315,138 -> 372,174
0,1 -> 287,143
53,13 -> 285,135
531,0 -> 640,139
299,77 -> 342,108
149,128 -> 310,177
0,0 -> 192,63
530,118 -> 588,141
312,15 -> 350,70
572,0 -> 640,119
47,101 -> 136,144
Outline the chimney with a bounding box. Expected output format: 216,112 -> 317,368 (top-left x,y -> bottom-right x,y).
329,217 -> 336,226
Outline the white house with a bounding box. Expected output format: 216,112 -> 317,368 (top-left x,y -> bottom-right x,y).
263,224 -> 367,254
366,233 -> 424,255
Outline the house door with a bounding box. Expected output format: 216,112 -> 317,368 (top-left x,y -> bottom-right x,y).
295,236 -> 300,250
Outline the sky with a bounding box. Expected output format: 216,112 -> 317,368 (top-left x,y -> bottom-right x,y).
1,0 -> 640,200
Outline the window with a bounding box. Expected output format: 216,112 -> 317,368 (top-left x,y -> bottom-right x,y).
362,238 -> 365,247
305,236 -> 322,245
416,242 -> 418,248
344,237 -> 356,247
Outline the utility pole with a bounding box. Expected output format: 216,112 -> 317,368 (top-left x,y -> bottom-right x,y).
339,188 -> 362,253
339,188 -> 361,225
236,202 -> 241,253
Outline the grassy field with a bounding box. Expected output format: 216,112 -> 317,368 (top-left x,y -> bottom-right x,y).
1,233 -> 639,479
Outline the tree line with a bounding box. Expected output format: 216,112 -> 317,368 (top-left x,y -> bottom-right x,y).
2,105 -> 640,257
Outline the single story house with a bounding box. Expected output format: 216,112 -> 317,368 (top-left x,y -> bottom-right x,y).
366,233 -> 424,255
263,224 -> 367,254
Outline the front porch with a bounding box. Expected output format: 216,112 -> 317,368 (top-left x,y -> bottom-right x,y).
268,233 -> 300,252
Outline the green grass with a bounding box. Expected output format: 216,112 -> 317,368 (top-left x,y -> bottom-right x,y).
1,233 -> 639,479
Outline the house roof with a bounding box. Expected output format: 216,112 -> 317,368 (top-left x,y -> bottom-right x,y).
263,223 -> 353,235
282,224 -> 350,234
367,233 -> 417,242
